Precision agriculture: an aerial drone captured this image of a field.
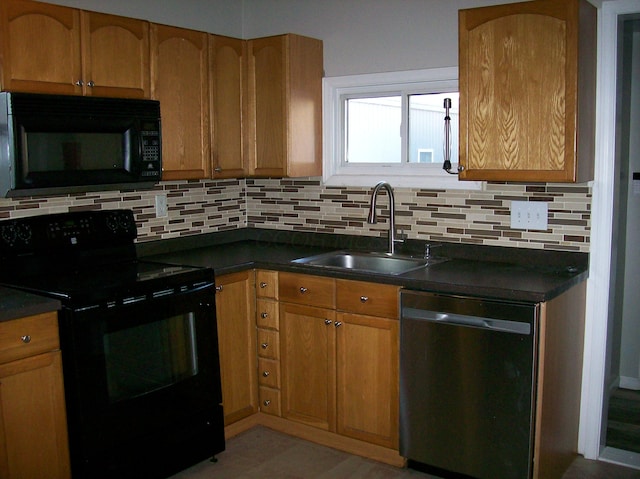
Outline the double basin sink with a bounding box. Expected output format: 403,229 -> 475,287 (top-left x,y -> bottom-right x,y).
291,250 -> 447,276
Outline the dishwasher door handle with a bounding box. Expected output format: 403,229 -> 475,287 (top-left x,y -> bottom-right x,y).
402,307 -> 531,335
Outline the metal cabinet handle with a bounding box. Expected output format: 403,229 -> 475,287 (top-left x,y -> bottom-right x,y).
21,335 -> 31,344
335,321 -> 343,328
215,285 -> 223,292
261,342 -> 269,349
214,167 -> 222,173
260,282 -> 268,288
360,296 -> 369,303
74,80 -> 84,86
87,80 -> 95,87
299,287 -> 308,294
261,312 -> 269,318
262,371 -> 270,377
263,399 -> 271,406
324,319 -> 332,325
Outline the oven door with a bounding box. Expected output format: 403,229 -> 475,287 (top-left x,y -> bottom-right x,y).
59,280 -> 224,479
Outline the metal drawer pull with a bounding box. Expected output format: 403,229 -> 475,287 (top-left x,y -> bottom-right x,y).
262,371 -> 270,377
215,285 -> 223,292
263,400 -> 271,406
21,335 -> 31,344
299,287 -> 308,294
261,312 -> 269,318
261,343 -> 269,349
260,282 -> 268,288
324,319 -> 332,325
360,296 -> 369,303
335,321 -> 343,328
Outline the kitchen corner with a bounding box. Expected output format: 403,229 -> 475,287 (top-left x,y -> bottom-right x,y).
138,226 -> 589,478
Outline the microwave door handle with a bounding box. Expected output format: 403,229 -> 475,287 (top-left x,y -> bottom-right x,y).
137,127 -> 143,164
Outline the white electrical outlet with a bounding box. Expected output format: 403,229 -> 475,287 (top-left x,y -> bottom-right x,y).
155,194 -> 168,218
510,201 -> 548,230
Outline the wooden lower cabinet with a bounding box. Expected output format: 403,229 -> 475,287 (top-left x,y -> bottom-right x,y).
336,312 -> 399,449
0,312 -> 70,479
281,302 -> 336,431
215,271 -> 258,425
280,298 -> 399,449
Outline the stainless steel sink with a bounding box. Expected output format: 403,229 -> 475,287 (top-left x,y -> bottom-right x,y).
291,250 -> 445,275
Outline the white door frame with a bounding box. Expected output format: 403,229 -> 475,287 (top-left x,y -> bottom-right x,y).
579,0 -> 640,461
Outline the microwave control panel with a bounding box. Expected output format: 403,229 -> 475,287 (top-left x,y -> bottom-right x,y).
141,131 -> 161,177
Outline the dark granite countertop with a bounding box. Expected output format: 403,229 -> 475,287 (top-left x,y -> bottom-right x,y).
140,229 -> 589,303
0,286 -> 61,323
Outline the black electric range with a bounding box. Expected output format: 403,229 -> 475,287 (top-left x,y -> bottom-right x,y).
0,209 -> 225,479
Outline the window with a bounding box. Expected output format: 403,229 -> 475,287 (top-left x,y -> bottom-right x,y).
323,68 -> 483,190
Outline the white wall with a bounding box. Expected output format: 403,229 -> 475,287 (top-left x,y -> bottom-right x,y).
45,0 -> 519,77
42,0 -> 244,37
242,0 -> 518,76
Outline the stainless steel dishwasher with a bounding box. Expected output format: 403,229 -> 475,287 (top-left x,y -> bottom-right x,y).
400,290 -> 538,479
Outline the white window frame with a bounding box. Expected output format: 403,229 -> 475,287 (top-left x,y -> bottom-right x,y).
322,67 -> 483,190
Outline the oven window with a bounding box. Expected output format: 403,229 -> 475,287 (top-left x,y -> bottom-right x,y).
104,312 -> 199,403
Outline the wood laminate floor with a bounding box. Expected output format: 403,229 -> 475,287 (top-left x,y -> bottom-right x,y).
170,426 -> 640,479
607,388 -> 640,454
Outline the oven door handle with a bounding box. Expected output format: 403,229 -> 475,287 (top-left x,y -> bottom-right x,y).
71,280 -> 215,313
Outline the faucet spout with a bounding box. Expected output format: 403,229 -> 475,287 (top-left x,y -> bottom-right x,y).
367,181 -> 397,255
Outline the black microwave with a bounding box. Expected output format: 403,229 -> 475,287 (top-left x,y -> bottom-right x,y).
0,92 -> 162,197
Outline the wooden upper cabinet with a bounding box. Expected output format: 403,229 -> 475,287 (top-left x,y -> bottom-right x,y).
247,34 -> 323,178
458,0 -> 596,183
151,24 -> 210,180
210,35 -> 247,178
0,0 -> 82,95
0,0 -> 150,98
82,11 -> 150,98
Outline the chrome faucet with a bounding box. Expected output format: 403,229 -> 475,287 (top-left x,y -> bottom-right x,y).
367,181 -> 399,255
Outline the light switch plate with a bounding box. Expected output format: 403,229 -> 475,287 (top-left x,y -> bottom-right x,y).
155,194 -> 168,218
510,201 -> 548,230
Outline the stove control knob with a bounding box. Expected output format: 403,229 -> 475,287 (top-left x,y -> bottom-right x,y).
0,225 -> 17,246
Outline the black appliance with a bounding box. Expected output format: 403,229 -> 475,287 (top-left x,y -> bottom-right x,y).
0,92 -> 162,197
0,210 -> 225,479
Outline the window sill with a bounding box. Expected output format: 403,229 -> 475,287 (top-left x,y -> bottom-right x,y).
322,169 -> 484,190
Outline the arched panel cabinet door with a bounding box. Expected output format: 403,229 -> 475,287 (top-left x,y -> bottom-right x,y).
82,11 -> 150,99
151,24 -> 210,180
0,0 -> 82,95
458,0 -> 596,183
210,34 -> 247,179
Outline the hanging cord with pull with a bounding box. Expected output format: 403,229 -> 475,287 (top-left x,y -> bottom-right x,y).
442,97 -> 458,175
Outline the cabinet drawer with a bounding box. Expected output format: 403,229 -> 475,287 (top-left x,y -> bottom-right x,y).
0,312 -> 59,364
259,386 -> 281,416
336,280 -> 400,319
279,272 -> 335,309
257,328 -> 279,360
256,270 -> 278,299
258,357 -> 280,389
256,299 -> 279,330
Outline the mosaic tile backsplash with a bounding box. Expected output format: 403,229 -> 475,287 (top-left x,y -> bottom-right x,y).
0,177 -> 591,252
